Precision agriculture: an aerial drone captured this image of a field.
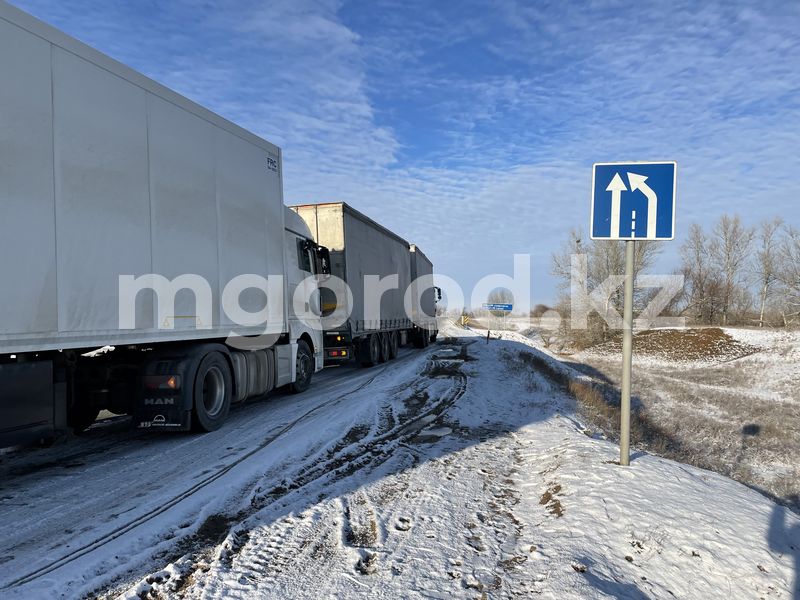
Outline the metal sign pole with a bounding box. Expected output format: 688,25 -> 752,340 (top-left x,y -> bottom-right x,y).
620,239 -> 635,466
590,162 -> 676,466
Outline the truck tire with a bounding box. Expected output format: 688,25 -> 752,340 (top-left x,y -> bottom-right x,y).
291,340 -> 314,394
378,332 -> 390,363
192,352 -> 232,432
413,329 -> 427,349
68,404 -> 100,435
412,330 -> 423,349
360,333 -> 381,367
388,331 -> 399,359
429,331 -> 438,343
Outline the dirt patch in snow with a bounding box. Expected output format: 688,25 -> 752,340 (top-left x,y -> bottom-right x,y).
355,551 -> 379,575
345,494 -> 379,548
402,389 -> 429,413
195,514 -> 235,547
539,483 -> 564,517
425,361 -> 464,378
589,328 -> 760,363
342,424 -> 370,446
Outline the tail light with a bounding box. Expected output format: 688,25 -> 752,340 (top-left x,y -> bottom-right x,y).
143,375 -> 181,391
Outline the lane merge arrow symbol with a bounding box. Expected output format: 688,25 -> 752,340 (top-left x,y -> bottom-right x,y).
627,172 -> 658,239
605,172 -> 627,238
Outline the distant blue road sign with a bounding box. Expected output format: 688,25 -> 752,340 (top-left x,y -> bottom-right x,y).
483,303 -> 513,312
590,162 -> 676,240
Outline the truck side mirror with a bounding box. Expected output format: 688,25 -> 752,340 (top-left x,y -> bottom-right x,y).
435,286 -> 442,301
316,246 -> 331,277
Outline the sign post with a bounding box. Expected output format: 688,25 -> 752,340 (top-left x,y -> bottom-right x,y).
619,239 -> 635,465
590,161 -> 676,466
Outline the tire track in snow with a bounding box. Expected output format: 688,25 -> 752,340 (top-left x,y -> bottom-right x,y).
139,353 -> 469,598
4,351 -> 426,591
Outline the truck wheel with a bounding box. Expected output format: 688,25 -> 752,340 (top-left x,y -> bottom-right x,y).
413,329 -> 428,349
412,330 -> 424,349
388,331 -> 399,359
360,333 -> 381,367
429,331 -> 438,343
378,332 -> 390,363
291,340 -> 314,393
68,404 -> 100,435
192,352 -> 232,432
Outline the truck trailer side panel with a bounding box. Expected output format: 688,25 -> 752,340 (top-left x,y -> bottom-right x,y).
0,16 -> 59,338
0,3 -> 287,354
343,207 -> 412,333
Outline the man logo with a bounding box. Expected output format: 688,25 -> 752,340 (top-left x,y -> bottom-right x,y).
143,398 -> 175,406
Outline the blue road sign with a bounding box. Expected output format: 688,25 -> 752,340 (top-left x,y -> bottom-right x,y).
590,162 -> 676,240
483,303 -> 513,312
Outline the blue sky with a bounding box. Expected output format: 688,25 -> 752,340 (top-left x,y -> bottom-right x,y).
10,0 -> 800,304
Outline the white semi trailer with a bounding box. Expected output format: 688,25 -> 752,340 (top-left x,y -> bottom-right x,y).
409,244 -> 439,343
0,3 -> 330,446
291,203 -> 440,366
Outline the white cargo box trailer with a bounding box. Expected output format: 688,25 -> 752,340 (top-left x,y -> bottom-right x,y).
0,3 -> 325,446
290,203 -> 438,366
1,2 -> 285,351
410,244 -> 439,335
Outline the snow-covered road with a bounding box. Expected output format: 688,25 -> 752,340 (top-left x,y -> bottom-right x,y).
1,344 -> 454,597
1,327 -> 798,599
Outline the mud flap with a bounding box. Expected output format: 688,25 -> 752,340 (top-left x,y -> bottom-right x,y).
134,372 -> 192,430
132,345 -> 223,431
0,361 -> 66,446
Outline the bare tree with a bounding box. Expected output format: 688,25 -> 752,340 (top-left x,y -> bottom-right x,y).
709,215 -> 754,326
551,229 -> 661,346
586,240 -> 659,312
752,217 -> 784,327
680,223 -> 711,323
554,214 -> 792,331
487,288 -> 513,304
552,232 -> 659,313
680,223 -> 727,324
551,229 -> 583,287
778,225 -> 800,325
530,304 -> 552,318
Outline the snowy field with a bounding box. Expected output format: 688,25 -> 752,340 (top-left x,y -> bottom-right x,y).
558,327 -> 800,513
0,324 -> 798,599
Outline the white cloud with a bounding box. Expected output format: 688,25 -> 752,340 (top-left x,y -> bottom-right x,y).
9,0 -> 800,303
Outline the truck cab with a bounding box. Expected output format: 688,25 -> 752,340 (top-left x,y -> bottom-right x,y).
283,207 -> 328,375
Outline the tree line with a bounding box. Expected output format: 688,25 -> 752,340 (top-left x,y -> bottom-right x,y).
549,215 -> 799,347
682,216 -> 799,327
